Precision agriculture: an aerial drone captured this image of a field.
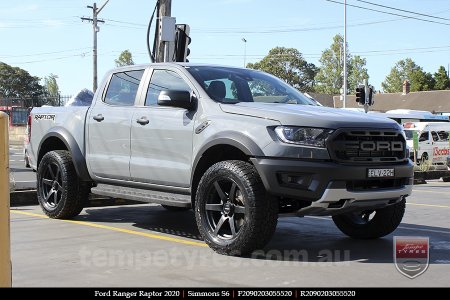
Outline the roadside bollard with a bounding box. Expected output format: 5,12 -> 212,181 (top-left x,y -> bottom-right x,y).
0,112 -> 11,287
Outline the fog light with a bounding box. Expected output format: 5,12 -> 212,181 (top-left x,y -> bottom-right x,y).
278,173 -> 312,189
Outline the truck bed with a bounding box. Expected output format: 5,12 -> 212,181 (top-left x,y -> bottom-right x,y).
28,106 -> 90,169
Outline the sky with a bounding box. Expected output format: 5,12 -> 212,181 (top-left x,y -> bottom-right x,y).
1,0 -> 449,96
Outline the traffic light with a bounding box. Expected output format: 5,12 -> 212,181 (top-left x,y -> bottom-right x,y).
355,85 -> 365,105
175,24 -> 191,62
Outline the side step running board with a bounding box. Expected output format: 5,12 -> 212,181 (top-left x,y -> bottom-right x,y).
91,184 -> 191,208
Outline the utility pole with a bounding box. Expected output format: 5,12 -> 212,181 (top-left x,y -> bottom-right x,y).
242,38 -> 247,67
157,0 -> 172,62
81,0 -> 110,92
363,79 -> 369,113
343,0 -> 347,108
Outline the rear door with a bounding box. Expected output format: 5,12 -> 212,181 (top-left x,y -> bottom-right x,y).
130,67 -> 196,188
87,69 -> 146,180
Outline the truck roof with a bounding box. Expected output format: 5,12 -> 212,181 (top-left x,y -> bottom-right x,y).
403,121 -> 450,131
110,62 -> 249,72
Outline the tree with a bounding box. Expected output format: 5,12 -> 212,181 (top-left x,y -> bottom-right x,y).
0,62 -> 44,106
411,70 -> 434,92
348,55 -> 369,92
43,73 -> 60,106
314,34 -> 368,95
382,58 -> 434,93
115,50 -> 134,67
246,47 -> 318,92
433,66 -> 450,90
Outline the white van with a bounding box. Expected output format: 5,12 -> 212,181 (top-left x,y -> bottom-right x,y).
403,122 -> 450,165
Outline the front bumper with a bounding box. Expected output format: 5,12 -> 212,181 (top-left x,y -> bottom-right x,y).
251,157 -> 414,215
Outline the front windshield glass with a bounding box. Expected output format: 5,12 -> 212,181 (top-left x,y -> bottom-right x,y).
186,66 -> 317,105
404,129 -> 415,140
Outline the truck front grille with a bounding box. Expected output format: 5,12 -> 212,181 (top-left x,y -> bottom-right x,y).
328,129 -> 407,164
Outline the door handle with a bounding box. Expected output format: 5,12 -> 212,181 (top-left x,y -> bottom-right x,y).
93,114 -> 104,122
136,117 -> 149,125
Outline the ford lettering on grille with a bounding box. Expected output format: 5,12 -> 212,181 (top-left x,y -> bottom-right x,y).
344,141 -> 404,151
330,130 -> 407,163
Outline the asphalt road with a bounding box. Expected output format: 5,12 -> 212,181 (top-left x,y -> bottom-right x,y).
10,181 -> 450,287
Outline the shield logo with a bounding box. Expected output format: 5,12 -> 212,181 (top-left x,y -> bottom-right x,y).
394,236 -> 429,279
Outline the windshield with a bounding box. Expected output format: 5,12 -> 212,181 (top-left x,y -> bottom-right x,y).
186,66 -> 317,105
404,129 -> 416,140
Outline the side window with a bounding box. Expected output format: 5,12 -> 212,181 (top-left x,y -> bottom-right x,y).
437,131 -> 449,141
145,69 -> 191,106
104,70 -> 144,106
431,131 -> 440,142
419,132 -> 429,142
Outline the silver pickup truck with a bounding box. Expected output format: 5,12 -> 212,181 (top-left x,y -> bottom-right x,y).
28,63 -> 413,255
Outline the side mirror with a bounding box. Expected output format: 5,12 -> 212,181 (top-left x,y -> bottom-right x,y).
157,90 -> 195,110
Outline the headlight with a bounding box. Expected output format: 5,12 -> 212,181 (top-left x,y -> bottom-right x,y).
275,126 -> 334,148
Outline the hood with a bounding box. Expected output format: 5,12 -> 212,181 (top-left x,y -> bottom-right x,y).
220,103 -> 401,130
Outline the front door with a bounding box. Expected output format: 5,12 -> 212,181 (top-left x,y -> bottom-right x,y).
130,68 -> 195,188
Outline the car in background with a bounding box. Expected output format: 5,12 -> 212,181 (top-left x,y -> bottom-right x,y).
403,122 -> 450,165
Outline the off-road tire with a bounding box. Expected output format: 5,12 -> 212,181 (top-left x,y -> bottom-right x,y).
195,160 -> 278,256
332,199 -> 405,239
37,150 -> 90,219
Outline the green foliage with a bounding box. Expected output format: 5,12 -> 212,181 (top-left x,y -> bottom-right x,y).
314,34 -> 368,95
433,66 -> 450,90
247,47 -> 318,92
0,62 -> 44,106
43,73 -> 60,106
115,50 -> 135,67
410,70 -> 434,92
381,58 -> 435,93
348,55 -> 369,92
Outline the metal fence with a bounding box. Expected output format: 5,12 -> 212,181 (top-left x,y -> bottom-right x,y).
0,96 -> 72,126
0,95 -> 72,108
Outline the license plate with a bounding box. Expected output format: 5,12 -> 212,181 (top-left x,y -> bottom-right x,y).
367,168 -> 395,178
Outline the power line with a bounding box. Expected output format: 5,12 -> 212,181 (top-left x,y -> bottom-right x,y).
102,18 -> 146,27
8,44 -> 450,65
97,15 -> 399,33
353,45 -> 450,54
0,16 -> 77,21
99,7 -> 450,34
355,0 -> 450,21
10,52 -> 91,65
103,23 -> 145,30
0,47 -> 92,58
187,45 -> 450,60
324,0 -> 450,26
